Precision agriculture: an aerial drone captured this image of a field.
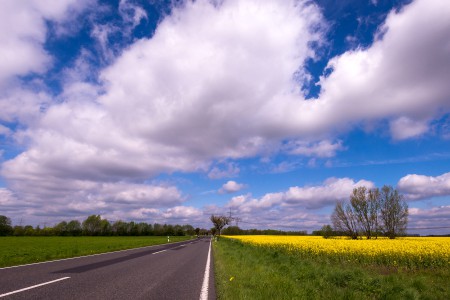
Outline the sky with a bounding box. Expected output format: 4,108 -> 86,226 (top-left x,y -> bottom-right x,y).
1,0 -> 450,235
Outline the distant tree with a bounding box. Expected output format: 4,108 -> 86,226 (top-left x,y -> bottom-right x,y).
100,219 -> 111,236
82,215 -> 102,236
320,225 -> 333,239
34,225 -> 42,236
380,185 -> 408,239
163,224 -> 175,236
54,221 -> 68,236
195,228 -> 201,236
66,220 -> 82,236
210,215 -> 230,237
137,222 -> 151,236
182,224 -> 195,236
111,220 -> 127,236
0,215 -> 13,236
153,223 -> 164,236
41,226 -> 54,236
13,225 -> 25,236
24,225 -> 35,236
210,227 -> 217,236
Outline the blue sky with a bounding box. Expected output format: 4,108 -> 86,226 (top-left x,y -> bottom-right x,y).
1,0 -> 449,234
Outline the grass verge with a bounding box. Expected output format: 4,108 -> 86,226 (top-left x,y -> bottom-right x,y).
0,236 -> 192,268
213,237 -> 450,299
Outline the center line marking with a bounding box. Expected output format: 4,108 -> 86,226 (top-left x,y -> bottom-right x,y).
0,277 -> 70,298
152,250 -> 167,255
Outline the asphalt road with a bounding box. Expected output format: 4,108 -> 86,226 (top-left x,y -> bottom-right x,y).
0,237 -> 215,299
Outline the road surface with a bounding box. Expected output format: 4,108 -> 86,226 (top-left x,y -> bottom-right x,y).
0,237 -> 215,299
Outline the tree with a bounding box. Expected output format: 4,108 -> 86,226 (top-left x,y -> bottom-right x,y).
54,221 -> 68,236
0,215 -> 13,236
332,200 -> 359,239
320,225 -> 333,239
67,220 -> 82,236
210,227 -> 217,236
100,219 -> 111,236
24,225 -> 35,236
210,215 -> 230,237
82,215 -> 102,236
332,185 -> 408,239
350,187 -> 380,239
380,185 -> 408,239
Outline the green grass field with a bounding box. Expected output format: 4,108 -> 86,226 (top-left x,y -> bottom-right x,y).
0,236 -> 192,268
213,237 -> 450,300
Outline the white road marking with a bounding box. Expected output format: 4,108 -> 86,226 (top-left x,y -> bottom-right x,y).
152,250 -> 167,255
199,239 -> 211,300
0,277 -> 70,298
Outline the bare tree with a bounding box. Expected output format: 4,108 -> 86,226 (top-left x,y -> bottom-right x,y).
332,185 -> 408,239
210,215 -> 230,237
332,200 -> 359,239
380,185 -> 408,239
350,187 -> 380,239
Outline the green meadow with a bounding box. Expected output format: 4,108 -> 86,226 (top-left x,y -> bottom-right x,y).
0,236 -> 192,268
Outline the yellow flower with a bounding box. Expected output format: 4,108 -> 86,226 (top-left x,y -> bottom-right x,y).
222,235 -> 450,269
230,276 -> 235,281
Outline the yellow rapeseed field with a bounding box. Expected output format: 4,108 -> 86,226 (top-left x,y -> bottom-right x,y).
224,235 -> 450,269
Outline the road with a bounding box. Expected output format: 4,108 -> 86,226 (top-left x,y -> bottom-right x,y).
0,237 -> 215,299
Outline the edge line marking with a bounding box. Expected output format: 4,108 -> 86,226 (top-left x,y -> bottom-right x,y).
199,239 -> 211,300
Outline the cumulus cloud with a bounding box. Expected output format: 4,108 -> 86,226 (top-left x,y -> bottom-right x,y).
0,0 -> 92,85
227,177 -> 374,212
389,117 -> 429,140
115,205 -> 203,224
219,180 -> 246,194
398,172 -> 450,200
1,0 -> 450,225
317,0 -> 450,137
408,206 -> 450,234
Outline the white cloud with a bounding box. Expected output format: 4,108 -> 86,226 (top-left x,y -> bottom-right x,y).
119,0 -> 147,29
284,177 -> 375,208
408,206 -> 450,234
0,188 -> 17,205
0,0 -> 92,86
287,140 -> 344,157
0,124 -> 11,136
317,0 -> 450,138
398,172 -> 450,200
389,117 -> 429,140
227,177 -> 374,211
208,162 -> 240,179
1,0 -> 450,226
219,180 -> 246,194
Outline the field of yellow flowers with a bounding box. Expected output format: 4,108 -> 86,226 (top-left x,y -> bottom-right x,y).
225,235 -> 450,269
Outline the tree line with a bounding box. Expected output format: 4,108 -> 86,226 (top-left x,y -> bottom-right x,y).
0,214 -> 208,237
209,215 -> 307,236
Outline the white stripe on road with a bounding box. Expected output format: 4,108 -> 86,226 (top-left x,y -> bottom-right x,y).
152,250 -> 167,255
0,277 -> 70,298
199,239 -> 211,300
